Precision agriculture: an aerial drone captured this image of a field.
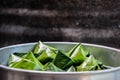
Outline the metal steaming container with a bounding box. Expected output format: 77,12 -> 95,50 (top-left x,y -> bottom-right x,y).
0,42 -> 120,80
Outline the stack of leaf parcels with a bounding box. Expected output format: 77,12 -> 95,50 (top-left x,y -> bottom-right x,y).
9,41 -> 107,72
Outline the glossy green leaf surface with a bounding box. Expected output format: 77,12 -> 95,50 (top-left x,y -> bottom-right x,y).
33,41 -> 56,64
53,50 -> 73,70
77,55 -> 101,71
9,52 -> 26,67
10,52 -> 43,70
68,44 -> 88,66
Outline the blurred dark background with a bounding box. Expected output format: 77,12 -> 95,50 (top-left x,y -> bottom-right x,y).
0,0 -> 120,48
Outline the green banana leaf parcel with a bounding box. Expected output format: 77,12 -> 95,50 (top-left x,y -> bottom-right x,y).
8,41 -> 109,72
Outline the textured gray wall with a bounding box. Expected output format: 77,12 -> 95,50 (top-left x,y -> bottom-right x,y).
0,0 -> 120,48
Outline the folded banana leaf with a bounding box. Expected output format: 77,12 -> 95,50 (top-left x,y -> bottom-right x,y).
8,41 -> 110,72
9,52 -> 26,67
53,50 -> 73,70
33,41 -> 56,54
37,50 -> 56,64
43,62 -> 63,72
68,44 -> 88,66
33,41 -> 56,64
10,52 -> 43,70
77,55 -> 101,71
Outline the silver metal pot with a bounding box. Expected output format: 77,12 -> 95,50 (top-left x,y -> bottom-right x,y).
0,42 -> 120,80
